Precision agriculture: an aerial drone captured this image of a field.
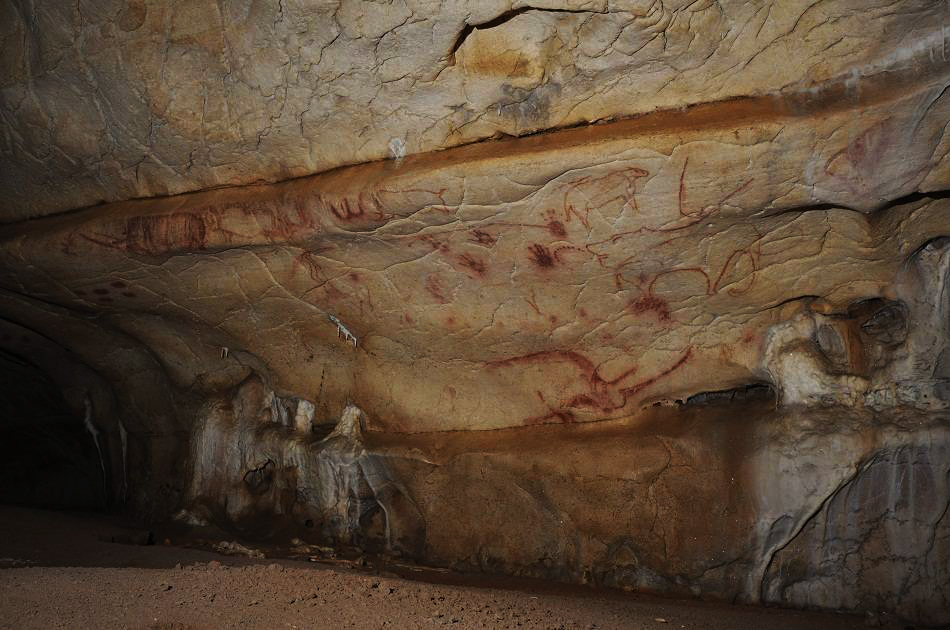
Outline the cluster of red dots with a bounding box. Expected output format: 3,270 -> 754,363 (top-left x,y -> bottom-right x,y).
74,280 -> 137,304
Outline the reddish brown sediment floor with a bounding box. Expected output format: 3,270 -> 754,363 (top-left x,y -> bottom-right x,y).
0,506 -> 873,630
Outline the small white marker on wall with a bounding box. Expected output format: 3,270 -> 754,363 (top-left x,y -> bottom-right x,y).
388,137 -> 406,165
328,314 -> 358,348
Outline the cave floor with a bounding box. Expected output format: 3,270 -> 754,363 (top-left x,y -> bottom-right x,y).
0,505 -> 879,630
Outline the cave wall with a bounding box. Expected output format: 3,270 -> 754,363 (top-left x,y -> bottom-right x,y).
0,346 -> 107,509
1,0 -> 949,625
178,387 -> 950,625
2,0 -> 947,221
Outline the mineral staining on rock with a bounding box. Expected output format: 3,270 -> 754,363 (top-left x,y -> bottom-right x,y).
3,76 -> 948,432
0,1 -> 947,221
0,0 -> 949,626
181,385 -> 950,626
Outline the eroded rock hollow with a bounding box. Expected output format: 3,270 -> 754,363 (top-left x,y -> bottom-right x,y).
1,0 -> 949,625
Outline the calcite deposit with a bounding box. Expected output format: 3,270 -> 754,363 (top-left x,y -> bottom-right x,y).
0,0 -> 948,626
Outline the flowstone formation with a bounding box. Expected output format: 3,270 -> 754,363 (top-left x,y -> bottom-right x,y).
1,0 -> 949,625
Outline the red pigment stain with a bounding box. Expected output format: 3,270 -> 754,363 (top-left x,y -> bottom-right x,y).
240,197 -> 322,241
849,135 -> 866,162
524,409 -> 577,425
489,350 -> 640,413
548,315 -> 558,324
618,348 -> 693,400
81,211 -> 209,256
404,313 -> 414,324
563,348 -> 693,411
627,294 -> 672,322
547,220 -> 567,238
456,253 -> 487,277
323,282 -> 346,302
528,244 -> 555,268
349,272 -> 362,283
490,348 -> 696,423
325,192 -> 385,223
470,230 -> 496,247
293,250 -> 328,283
425,275 -> 449,304
111,280 -> 127,288
578,307 -> 588,318
446,316 -> 456,327
416,234 -> 451,254
525,390 -> 577,424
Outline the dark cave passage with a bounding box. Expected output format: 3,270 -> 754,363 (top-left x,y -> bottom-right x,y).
0,349 -> 107,510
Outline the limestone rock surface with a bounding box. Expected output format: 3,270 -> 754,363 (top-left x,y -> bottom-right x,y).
178,384 -> 950,626
0,0 -> 949,626
2,69 -> 948,433
1,0 -> 949,220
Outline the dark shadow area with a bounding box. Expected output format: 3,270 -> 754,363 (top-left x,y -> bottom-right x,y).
684,382 -> 776,407
0,505 -> 267,570
0,349 -> 106,510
